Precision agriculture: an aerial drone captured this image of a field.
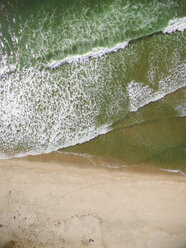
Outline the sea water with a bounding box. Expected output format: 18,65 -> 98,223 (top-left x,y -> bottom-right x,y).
0,0 -> 185,169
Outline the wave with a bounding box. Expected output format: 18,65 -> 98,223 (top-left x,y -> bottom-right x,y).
47,42 -> 129,69
163,17 -> 186,33
47,17 -> 186,69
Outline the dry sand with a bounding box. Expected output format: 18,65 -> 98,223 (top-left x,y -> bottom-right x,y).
0,152 -> 186,248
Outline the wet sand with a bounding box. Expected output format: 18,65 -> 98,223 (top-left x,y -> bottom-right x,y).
0,152 -> 186,248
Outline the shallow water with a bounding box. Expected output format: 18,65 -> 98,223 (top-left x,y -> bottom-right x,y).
0,0 -> 185,169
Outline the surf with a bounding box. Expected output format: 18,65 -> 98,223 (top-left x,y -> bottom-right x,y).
47,16 -> 186,69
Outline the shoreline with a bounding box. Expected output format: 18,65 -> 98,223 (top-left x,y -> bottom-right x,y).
1,149 -> 186,174
0,153 -> 186,248
15,151 -> 186,176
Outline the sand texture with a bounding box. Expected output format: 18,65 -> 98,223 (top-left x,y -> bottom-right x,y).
0,154 -> 186,248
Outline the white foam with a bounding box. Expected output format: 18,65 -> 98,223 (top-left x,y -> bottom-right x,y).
127,62 -> 186,113
175,103 -> 186,117
0,124 -> 112,160
0,59 -> 118,159
47,42 -> 129,69
162,169 -> 186,177
174,88 -> 186,117
163,17 -> 186,34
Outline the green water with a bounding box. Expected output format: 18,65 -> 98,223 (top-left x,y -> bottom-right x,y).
0,0 -> 185,169
64,88 -> 186,169
0,0 -> 185,69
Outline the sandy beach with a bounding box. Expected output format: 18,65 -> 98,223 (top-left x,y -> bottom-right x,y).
0,153 -> 186,248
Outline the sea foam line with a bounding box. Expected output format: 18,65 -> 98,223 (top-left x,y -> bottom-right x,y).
162,169 -> 186,177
